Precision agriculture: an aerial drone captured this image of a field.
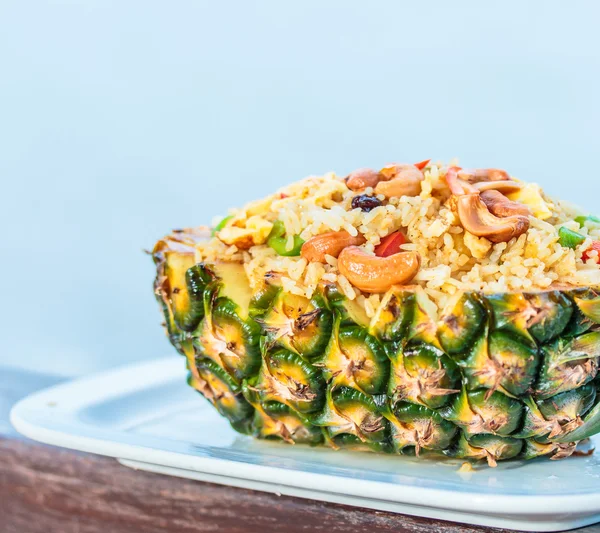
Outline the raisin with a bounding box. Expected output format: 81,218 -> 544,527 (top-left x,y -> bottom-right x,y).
351,194 -> 382,212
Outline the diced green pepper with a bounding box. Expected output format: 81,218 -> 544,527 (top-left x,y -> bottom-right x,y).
575,215 -> 600,227
558,227 -> 586,249
211,215 -> 233,236
267,220 -> 304,256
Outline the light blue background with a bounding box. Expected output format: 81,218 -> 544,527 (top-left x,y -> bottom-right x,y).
1,1 -> 599,376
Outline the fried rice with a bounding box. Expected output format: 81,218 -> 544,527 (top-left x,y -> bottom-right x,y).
194,160 -> 600,316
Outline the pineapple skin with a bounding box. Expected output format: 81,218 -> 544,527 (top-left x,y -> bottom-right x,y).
154,231 -> 600,466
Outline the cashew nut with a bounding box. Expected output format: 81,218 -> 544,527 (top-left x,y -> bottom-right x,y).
458,168 -> 510,183
473,180 -> 523,194
338,246 -> 421,293
379,163 -> 420,181
445,167 -> 479,196
480,190 -> 532,218
346,164 -> 425,196
346,168 -> 380,191
301,231 -> 366,263
457,194 -> 530,244
375,166 -> 424,198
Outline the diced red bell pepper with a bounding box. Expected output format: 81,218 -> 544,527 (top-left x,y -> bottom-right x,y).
414,159 -> 431,171
375,231 -> 408,257
582,241 -> 600,263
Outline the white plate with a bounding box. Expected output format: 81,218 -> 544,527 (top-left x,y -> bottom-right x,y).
10,357 -> 600,532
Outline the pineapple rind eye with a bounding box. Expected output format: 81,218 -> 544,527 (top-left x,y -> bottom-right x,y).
193,297 -> 262,384
553,382 -> 600,444
521,384 -> 599,443
191,358 -> 254,434
537,384 -> 596,421
316,321 -> 389,396
331,386 -> 389,444
559,287 -> 599,336
441,387 -> 523,437
535,331 -> 600,400
438,293 -> 486,356
388,344 -> 460,410
526,291 -> 573,344
252,401 -> 324,445
452,433 -> 523,465
249,284 -> 281,317
485,293 -> 537,347
468,389 -> 524,436
574,293 -> 600,324
154,247 -> 205,349
324,283 -> 371,328
310,385 -> 389,445
254,349 -> 325,414
369,290 -> 415,342
485,331 -> 539,397
520,437 -> 578,461
255,291 -> 333,360
387,402 -> 458,453
162,253 -> 204,332
338,326 -> 389,395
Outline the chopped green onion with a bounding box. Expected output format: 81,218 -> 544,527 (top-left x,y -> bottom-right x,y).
212,215 -> 233,236
558,227 -> 586,249
267,220 -> 304,256
575,215 -> 600,227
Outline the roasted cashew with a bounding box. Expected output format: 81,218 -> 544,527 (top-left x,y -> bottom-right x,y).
481,190 -> 532,218
379,163 -> 420,181
346,164 -> 424,195
338,246 -> 421,293
445,167 -> 479,195
346,168 -> 380,191
301,231 -> 366,263
458,168 -> 510,183
375,166 -> 424,198
473,180 -> 523,194
457,194 -> 530,244
446,168 -> 530,243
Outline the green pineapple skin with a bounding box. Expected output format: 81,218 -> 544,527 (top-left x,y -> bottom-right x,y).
154,238 -> 600,466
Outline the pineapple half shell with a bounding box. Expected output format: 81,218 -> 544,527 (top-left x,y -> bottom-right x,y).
154,229 -> 600,466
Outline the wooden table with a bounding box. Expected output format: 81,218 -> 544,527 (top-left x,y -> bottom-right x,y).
1,367 -> 599,533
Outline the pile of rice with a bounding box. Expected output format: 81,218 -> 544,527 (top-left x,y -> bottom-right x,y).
195,160 -> 600,316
